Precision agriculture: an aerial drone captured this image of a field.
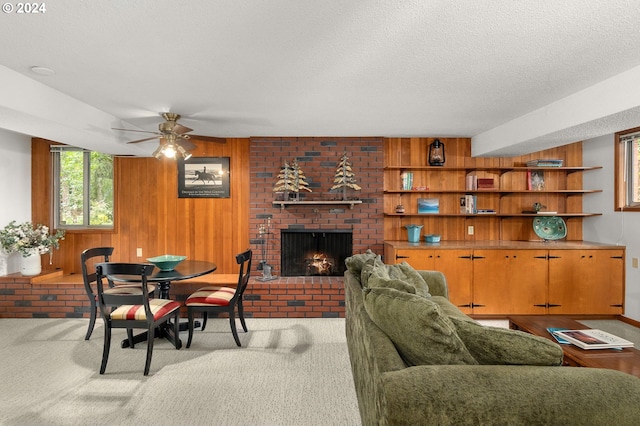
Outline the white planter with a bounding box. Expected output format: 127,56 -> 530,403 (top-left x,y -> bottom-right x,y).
0,249 -> 8,276
20,249 -> 42,276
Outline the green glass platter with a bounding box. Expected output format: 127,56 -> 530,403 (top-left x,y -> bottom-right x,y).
533,216 -> 567,241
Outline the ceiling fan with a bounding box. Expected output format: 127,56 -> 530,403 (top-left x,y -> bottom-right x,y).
112,112 -> 224,160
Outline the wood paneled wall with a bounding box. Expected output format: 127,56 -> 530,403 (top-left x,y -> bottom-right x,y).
31,137 -> 250,275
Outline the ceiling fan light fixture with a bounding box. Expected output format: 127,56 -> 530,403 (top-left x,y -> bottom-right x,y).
162,144 -> 177,159
177,145 -> 192,160
152,145 -> 164,159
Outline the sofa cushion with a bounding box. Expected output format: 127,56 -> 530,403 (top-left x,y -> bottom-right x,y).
360,257 -> 381,288
431,296 -> 476,323
345,249 -> 380,275
363,260 -> 431,298
448,316 -> 564,366
363,286 -> 477,366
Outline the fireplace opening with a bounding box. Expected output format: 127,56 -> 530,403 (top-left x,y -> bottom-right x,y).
281,229 -> 352,276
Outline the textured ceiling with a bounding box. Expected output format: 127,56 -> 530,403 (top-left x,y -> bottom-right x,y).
1,0 -> 639,156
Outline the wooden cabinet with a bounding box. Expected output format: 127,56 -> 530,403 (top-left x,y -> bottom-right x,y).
387,247 -> 474,313
383,138 -> 602,241
384,241 -> 625,316
434,249 -> 473,314
393,248 -> 436,270
472,249 -> 548,315
548,249 -> 625,314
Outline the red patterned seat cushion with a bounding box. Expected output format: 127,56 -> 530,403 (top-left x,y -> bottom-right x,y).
110,298 -> 180,321
186,287 -> 235,307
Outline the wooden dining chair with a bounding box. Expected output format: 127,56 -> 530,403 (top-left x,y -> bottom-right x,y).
185,249 -> 253,348
95,262 -> 182,375
81,247 -> 156,340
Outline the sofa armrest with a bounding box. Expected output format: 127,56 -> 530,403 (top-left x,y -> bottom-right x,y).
417,270 -> 448,298
380,365 -> 640,426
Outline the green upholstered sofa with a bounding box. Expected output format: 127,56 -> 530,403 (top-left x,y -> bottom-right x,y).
344,254 -> 640,426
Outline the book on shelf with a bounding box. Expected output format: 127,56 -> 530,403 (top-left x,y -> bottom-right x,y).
477,178 -> 494,189
459,196 -> 467,214
526,159 -> 564,167
417,198 -> 439,214
546,328 -> 570,345
466,175 -> 477,190
552,329 -> 634,350
476,209 -> 496,214
401,172 -> 413,190
521,210 -> 558,214
527,170 -> 545,191
464,194 -> 476,214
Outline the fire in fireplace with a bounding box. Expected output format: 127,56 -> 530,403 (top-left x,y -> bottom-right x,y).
281,229 -> 353,276
305,253 -> 335,276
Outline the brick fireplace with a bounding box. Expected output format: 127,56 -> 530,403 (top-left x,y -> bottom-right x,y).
246,137 -> 384,318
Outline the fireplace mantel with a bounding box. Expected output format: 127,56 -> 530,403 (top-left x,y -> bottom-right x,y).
272,200 -> 362,210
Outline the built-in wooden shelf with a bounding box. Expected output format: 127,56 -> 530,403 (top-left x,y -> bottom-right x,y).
384,212 -> 602,218
273,200 -> 362,210
384,189 -> 602,194
383,166 -> 602,174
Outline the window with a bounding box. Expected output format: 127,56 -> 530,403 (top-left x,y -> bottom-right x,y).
52,147 -> 114,229
615,127 -> 640,211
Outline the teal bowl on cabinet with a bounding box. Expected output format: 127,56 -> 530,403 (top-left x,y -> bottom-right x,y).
424,234 -> 441,243
146,255 -> 187,271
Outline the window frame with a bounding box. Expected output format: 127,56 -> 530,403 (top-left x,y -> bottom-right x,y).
614,126 -> 640,212
51,146 -> 115,230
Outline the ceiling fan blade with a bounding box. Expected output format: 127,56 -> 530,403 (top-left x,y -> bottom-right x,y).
173,124 -> 193,134
177,139 -> 197,151
127,136 -> 162,144
190,135 -> 227,143
112,127 -> 160,135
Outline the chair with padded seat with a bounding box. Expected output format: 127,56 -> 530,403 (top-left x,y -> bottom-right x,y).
185,249 -> 252,348
95,262 -> 182,375
81,247 -> 156,340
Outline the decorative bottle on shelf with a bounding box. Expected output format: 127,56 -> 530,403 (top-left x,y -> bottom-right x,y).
395,204 -> 405,214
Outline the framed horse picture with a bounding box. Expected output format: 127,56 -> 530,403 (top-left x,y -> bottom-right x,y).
177,157 -> 230,198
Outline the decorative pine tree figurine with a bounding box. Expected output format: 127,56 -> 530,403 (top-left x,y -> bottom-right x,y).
331,151 -> 361,200
290,158 -> 312,200
273,160 -> 295,200
273,159 -> 312,200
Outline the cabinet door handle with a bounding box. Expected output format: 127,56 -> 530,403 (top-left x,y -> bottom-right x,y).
548,304 -> 561,307
611,304 -> 623,307
534,255 -> 548,259
611,256 -> 624,259
472,255 -> 485,259
458,303 -> 472,308
396,255 -> 409,259
459,255 -> 472,259
471,303 -> 486,308
548,255 -> 561,259
533,304 -> 547,307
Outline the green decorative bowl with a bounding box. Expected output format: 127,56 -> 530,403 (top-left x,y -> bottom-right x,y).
533,216 -> 567,241
146,255 -> 187,271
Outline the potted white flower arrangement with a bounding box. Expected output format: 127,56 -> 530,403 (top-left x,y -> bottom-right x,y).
0,220 -> 65,276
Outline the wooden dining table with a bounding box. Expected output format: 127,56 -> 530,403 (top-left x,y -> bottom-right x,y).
109,259 -> 217,348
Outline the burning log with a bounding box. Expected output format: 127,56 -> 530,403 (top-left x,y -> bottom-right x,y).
305,253 -> 335,276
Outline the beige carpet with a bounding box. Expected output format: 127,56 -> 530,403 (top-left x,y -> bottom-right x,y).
0,317 -> 361,426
